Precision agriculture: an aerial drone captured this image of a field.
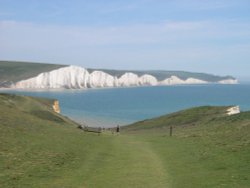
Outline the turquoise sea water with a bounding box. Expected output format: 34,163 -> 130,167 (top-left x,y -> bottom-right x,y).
3,84 -> 250,127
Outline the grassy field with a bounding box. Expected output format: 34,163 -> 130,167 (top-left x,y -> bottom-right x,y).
1,93 -> 249,187
124,106 -> 250,187
0,93 -> 169,188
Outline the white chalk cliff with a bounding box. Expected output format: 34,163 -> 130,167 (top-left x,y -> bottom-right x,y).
159,76 -> 208,85
139,74 -> 158,86
15,66 -> 89,89
227,106 -> 240,115
118,72 -> 139,87
14,65 -> 238,89
88,71 -> 115,88
218,79 -> 238,84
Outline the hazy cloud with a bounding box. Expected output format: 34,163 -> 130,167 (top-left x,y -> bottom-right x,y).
1,19 -> 249,75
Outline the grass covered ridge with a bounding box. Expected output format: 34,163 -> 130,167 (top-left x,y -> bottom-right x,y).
0,61 -> 66,84
123,106 -> 250,187
123,106 -> 231,131
0,93 -> 169,188
0,93 -> 249,187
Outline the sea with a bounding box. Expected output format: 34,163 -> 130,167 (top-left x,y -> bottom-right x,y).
2,84 -> 250,127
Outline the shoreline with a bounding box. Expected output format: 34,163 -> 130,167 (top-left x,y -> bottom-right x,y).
1,84 -> 250,128
0,82 -> 244,93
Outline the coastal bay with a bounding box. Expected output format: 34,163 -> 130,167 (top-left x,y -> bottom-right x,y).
3,84 -> 250,127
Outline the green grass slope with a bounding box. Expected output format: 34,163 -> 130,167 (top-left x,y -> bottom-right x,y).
123,106 -> 250,187
0,61 -> 66,85
0,93 -> 170,188
1,93 -> 249,187
123,106 -> 231,131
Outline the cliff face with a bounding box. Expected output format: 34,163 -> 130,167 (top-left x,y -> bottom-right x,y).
159,76 -> 208,85
139,74 -> 158,86
52,100 -> 60,113
15,66 -> 89,89
227,106 -> 240,115
13,65 -> 238,89
89,71 -> 115,88
118,72 -> 139,87
218,79 -> 238,84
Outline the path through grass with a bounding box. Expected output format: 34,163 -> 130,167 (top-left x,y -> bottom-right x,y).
1,94 -> 249,187
78,134 -> 169,188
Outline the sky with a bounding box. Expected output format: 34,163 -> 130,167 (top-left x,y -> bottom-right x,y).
0,0 -> 250,79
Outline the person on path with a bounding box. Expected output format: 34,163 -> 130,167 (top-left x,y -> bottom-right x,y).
116,125 -> 120,133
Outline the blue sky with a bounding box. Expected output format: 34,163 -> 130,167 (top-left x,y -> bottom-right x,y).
0,0 -> 250,79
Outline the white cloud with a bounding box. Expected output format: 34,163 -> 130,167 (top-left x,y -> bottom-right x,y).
0,19 -> 249,74
1,19 -> 249,46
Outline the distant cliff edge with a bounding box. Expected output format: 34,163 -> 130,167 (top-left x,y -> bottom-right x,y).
13,65 -> 238,89
0,61 -> 238,89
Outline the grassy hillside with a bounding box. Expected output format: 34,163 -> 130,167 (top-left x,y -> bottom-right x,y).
0,61 -> 66,85
1,93 -> 249,187
123,106 -> 250,187
0,93 -> 170,188
123,106 -> 231,131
